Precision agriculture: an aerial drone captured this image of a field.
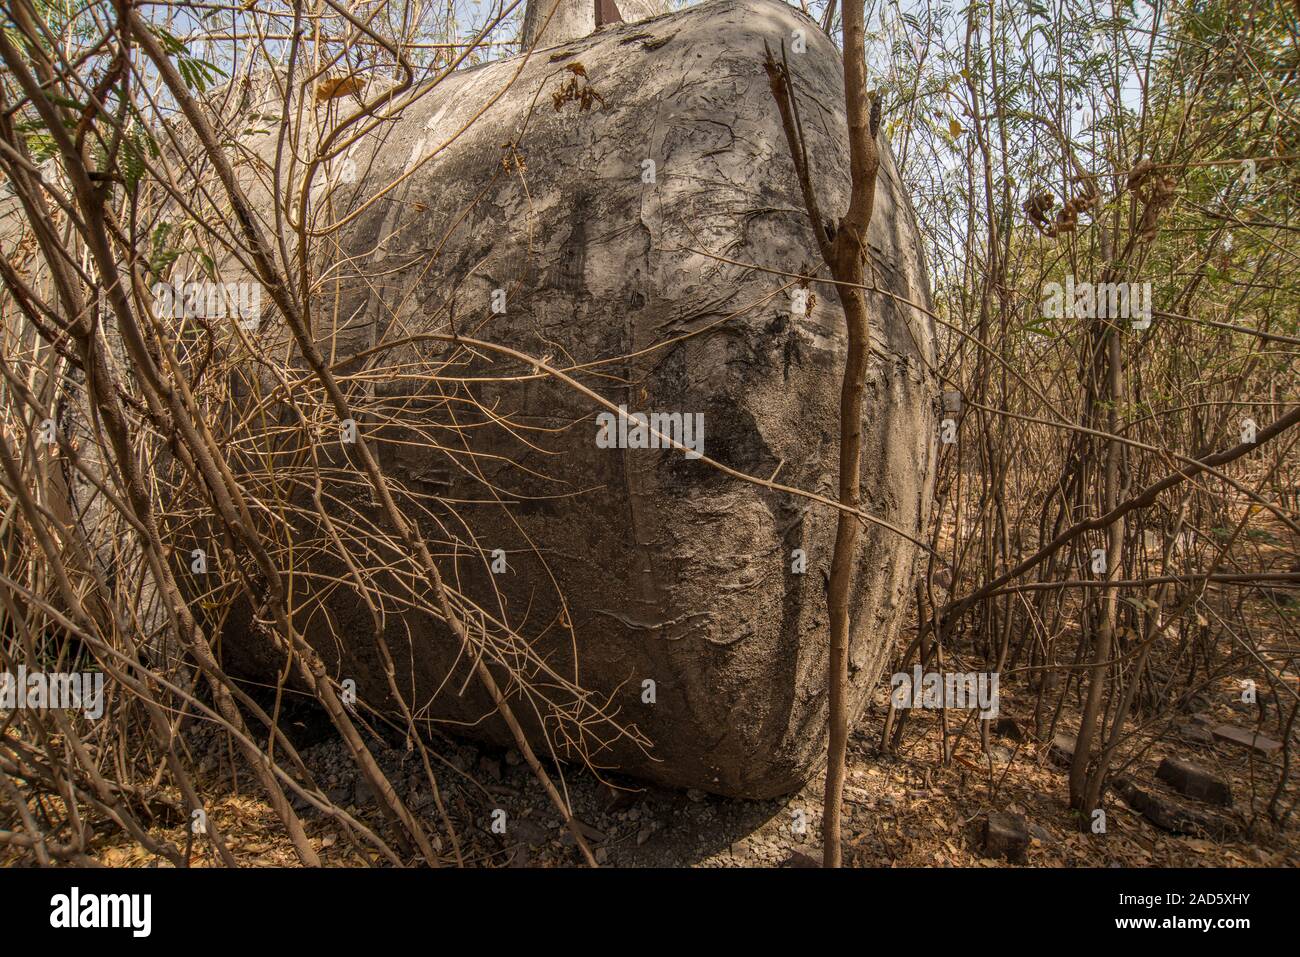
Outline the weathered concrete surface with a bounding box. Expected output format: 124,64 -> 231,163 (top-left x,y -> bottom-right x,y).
223,0 -> 938,798
522,0 -> 666,47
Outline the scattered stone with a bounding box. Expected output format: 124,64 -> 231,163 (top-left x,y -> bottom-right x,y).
594,847 -> 609,865
1178,723 -> 1214,746
1027,820 -> 1056,845
477,755 -> 502,781
1112,776 -> 1236,840
1048,733 -> 1076,768
982,811 -> 1030,863
636,826 -> 654,846
559,818 -> 606,846
604,784 -> 641,813
506,845 -> 530,868
993,717 -> 1024,742
783,845 -> 823,868
1210,724 -> 1283,756
504,749 -> 522,767
511,818 -> 550,848
686,788 -> 707,803
1155,757 -> 1232,806
988,744 -> 1015,765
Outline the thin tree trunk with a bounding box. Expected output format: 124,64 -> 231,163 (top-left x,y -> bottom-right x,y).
764,0 -> 881,868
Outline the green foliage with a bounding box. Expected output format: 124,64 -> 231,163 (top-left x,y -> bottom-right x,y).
149,25 -> 227,93
120,124 -> 159,193
147,222 -> 183,281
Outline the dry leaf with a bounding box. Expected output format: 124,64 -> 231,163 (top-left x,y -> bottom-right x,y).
315,75 -> 363,102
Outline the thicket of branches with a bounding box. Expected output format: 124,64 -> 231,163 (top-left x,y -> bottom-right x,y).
0,0 -> 627,868
870,0 -> 1299,827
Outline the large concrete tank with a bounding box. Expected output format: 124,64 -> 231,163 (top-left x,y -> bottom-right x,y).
220,0 -> 938,798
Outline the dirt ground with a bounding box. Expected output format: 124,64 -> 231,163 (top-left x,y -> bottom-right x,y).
37,501 -> 1299,869
72,664 -> 1298,868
